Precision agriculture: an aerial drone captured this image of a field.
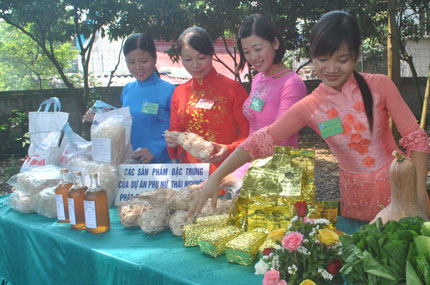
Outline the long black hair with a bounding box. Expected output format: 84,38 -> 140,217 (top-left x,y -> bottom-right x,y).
123,33 -> 157,61
310,11 -> 374,130
176,27 -> 215,56
236,14 -> 286,72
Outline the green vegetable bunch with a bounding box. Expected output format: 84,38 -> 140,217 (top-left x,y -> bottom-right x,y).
406,221 -> 430,284
340,216 -> 425,285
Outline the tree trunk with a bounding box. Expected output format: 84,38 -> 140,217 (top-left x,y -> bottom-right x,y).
387,0 -> 401,143
387,0 -> 401,88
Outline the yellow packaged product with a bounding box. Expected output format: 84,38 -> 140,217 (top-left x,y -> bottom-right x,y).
225,231 -> 267,265
182,223 -> 224,247
198,226 -> 243,257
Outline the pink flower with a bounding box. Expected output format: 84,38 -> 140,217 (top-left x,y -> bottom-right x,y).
282,232 -> 303,251
263,269 -> 288,285
304,217 -> 315,224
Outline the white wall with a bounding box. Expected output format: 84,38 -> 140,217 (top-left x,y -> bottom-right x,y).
401,37 -> 430,77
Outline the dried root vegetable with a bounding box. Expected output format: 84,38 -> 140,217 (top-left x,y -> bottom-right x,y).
169,210 -> 195,236
118,200 -> 150,228
138,206 -> 170,234
164,130 -> 213,160
168,185 -> 201,211
92,118 -> 126,165
136,187 -> 176,208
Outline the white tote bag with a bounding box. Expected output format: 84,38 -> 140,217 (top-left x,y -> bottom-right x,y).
21,97 -> 69,171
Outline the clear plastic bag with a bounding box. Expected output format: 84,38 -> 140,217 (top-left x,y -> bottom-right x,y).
59,123 -> 92,167
7,165 -> 62,195
6,190 -> 34,213
67,158 -> 118,207
32,186 -> 57,218
91,107 -> 133,165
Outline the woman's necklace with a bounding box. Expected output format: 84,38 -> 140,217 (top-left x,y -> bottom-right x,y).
191,72 -> 219,97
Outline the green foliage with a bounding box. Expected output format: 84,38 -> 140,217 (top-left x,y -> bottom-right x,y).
340,216 -> 425,284
0,110 -> 29,156
2,155 -> 22,181
0,22 -> 78,91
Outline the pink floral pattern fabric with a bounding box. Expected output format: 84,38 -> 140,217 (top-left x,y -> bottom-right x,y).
399,128 -> 430,156
266,72 -> 429,221
239,127 -> 275,160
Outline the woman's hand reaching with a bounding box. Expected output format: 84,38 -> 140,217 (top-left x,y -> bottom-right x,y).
133,147 -> 154,164
202,142 -> 228,163
188,175 -> 221,217
82,108 -> 95,123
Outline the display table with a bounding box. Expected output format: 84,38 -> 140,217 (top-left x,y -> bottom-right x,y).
0,195 -> 262,285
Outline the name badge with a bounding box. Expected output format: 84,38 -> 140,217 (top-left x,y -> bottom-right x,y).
318,117 -> 344,138
141,102 -> 159,115
249,97 -> 265,112
195,99 -> 215,109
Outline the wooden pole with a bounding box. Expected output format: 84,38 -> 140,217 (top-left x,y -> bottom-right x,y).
420,63 -> 430,129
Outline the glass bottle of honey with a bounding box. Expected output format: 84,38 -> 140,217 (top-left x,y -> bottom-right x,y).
55,168 -> 73,223
84,173 -> 110,233
67,171 -> 88,230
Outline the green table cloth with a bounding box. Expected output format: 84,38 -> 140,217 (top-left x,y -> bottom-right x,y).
0,195 -> 262,285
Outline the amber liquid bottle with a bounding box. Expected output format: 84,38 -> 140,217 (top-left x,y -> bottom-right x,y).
67,171 -> 88,230
55,168 -> 73,223
84,173 -> 110,234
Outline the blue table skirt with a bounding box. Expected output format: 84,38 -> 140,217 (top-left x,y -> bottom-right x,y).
0,194 -> 262,285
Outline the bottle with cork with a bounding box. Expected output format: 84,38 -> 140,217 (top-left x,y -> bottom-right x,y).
67,171 -> 88,230
84,172 -> 110,233
55,168 -> 73,223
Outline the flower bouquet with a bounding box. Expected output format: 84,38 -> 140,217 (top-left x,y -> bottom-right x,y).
255,202 -> 344,285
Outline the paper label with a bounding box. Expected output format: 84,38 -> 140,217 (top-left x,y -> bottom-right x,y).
115,163 -> 210,205
68,198 -> 76,225
141,102 -> 159,115
249,97 -> 265,112
195,99 -> 215,109
92,138 -> 112,163
318,117 -> 344,138
84,200 -> 97,228
56,194 -> 66,220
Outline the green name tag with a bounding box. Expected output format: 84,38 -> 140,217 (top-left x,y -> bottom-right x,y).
249,97 -> 265,112
141,102 -> 159,115
318,117 -> 344,138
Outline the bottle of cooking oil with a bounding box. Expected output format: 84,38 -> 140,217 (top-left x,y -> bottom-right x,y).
67,171 -> 88,230
84,173 -> 110,233
55,168 -> 73,223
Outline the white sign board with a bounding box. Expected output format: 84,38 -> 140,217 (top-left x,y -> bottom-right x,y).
115,163 -> 210,205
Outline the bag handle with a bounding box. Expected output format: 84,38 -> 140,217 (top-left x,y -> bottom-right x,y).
62,122 -> 78,150
91,100 -> 117,113
37,97 -> 62,112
